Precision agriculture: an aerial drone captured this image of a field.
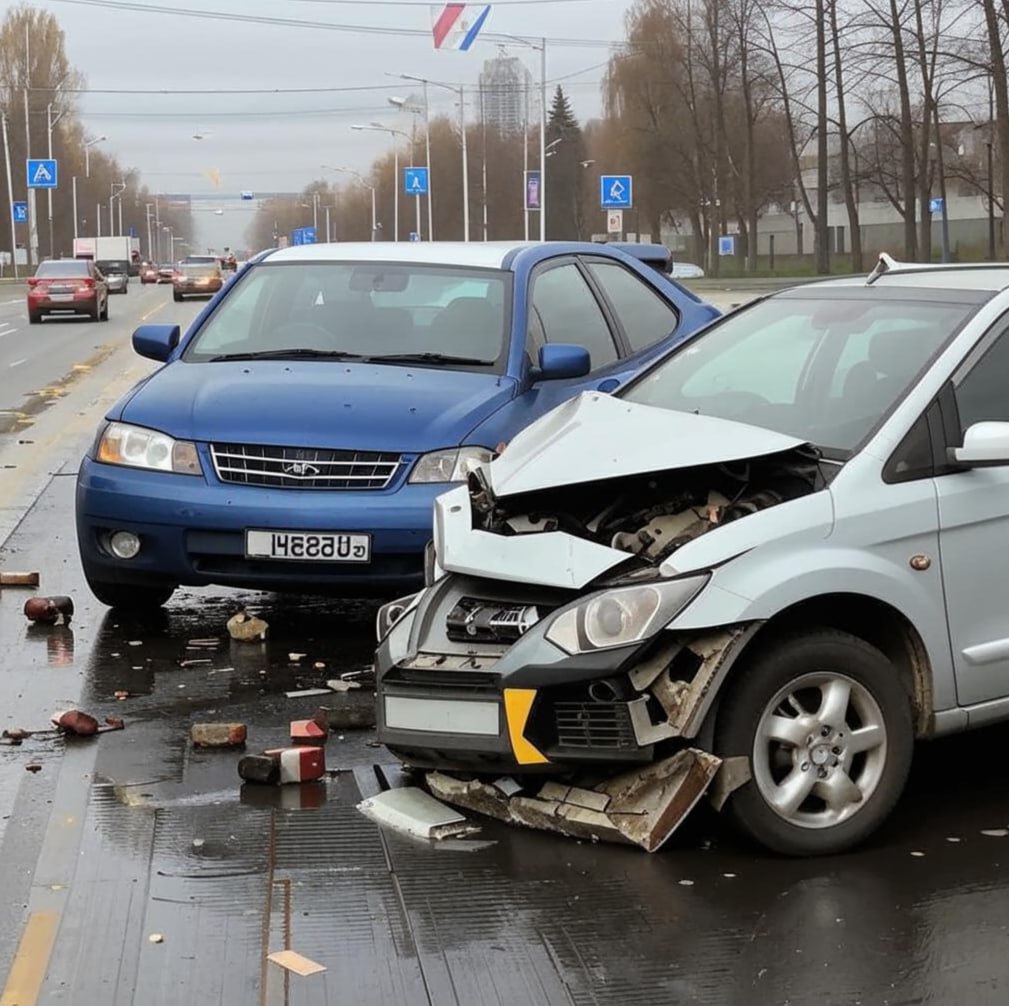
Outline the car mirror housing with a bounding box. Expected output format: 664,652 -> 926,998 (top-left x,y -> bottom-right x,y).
132,324 -> 181,362
951,421 -> 1009,468
533,344 -> 591,382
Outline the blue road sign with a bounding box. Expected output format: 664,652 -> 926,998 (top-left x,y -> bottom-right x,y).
240,191 -> 254,201
128,225 -> 138,238
12,201 -> 27,223
409,232 -> 420,242
291,226 -> 317,246
718,234 -> 736,256
929,197 -> 944,214
26,159 -> 58,189
600,174 -> 633,209
404,167 -> 429,197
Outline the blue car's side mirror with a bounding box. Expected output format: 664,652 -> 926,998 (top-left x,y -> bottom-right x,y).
132,324 -> 181,362
533,343 -> 591,382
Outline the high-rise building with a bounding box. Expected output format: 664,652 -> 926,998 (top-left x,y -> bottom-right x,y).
479,55 -> 532,133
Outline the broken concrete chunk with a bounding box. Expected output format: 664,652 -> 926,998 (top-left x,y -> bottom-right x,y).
563,786 -> 612,814
358,787 -> 481,841
239,747 -> 326,785
326,679 -> 361,693
24,595 -> 74,625
226,611 -> 268,641
427,773 -> 513,823
50,710 -> 99,736
191,723 -> 247,749
238,754 -> 280,785
313,699 -> 376,730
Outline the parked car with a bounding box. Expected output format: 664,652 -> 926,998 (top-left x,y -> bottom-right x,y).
375,255 -> 1009,857
173,262 -> 223,300
75,241 -> 720,610
27,259 -> 109,323
157,264 -> 176,284
97,259 -> 130,294
139,261 -> 159,284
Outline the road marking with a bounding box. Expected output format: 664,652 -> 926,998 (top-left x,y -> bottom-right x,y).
9,358 -> 25,368
0,910 -> 60,1006
139,300 -> 167,323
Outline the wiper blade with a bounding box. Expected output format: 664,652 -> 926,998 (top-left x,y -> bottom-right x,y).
207,348 -> 366,362
368,352 -> 494,366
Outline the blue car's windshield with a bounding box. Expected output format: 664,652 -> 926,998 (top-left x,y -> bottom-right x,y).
185,261 -> 510,372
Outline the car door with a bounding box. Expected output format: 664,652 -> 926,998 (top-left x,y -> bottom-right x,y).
934,316 -> 1009,706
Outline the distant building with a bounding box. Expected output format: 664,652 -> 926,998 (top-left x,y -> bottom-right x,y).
479,55 -> 532,133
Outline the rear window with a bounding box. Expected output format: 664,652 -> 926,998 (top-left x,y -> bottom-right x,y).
180,265 -> 218,277
36,261 -> 88,278
97,261 -> 128,273
184,261 -> 511,372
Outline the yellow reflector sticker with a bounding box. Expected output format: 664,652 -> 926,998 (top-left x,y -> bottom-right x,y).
503,688 -> 549,765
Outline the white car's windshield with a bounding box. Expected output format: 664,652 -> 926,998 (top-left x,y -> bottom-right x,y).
185,262 -> 510,372
623,292 -> 978,454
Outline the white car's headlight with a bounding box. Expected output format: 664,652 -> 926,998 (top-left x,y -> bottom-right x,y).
376,591 -> 422,642
408,446 -> 493,484
545,575 -> 709,655
96,421 -> 202,475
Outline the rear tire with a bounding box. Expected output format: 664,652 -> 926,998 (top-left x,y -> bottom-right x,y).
173,292 -> 182,302
86,578 -> 176,610
714,629 -> 913,857
28,311 -> 41,324
100,298 -> 109,321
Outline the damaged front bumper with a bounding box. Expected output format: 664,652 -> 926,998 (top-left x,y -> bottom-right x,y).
375,573 -> 758,777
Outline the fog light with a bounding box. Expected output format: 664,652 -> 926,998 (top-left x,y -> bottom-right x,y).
109,531 -> 141,559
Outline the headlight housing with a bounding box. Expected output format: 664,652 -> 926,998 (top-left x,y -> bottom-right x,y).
96,421 -> 202,475
408,446 -> 493,484
545,575 -> 709,655
376,591 -> 422,642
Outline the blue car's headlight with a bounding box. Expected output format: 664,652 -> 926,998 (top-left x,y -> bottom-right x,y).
545,575 -> 709,655
96,421 -> 202,476
408,446 -> 493,484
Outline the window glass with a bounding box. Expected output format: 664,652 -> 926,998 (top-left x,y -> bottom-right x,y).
531,264 -> 617,368
955,327 -> 1009,432
586,260 -> 679,352
35,260 -> 88,278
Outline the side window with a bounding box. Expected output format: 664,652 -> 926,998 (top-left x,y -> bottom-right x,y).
530,263 -> 618,369
585,260 -> 679,353
954,327 -> 1009,433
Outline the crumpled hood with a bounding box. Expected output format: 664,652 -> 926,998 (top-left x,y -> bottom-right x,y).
119,360 -> 516,453
484,391 -> 806,498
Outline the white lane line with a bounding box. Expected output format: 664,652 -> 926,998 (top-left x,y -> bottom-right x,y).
9,358 -> 25,368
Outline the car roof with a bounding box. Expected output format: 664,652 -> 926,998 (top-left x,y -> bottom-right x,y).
799,253 -> 1009,293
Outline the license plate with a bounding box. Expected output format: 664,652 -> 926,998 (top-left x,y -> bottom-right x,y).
245,529 -> 370,563
50,293 -> 72,302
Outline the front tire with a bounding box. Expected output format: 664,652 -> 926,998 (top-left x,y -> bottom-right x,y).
714,630 -> 913,856
85,578 -> 176,610
28,311 -> 41,324
100,297 -> 109,320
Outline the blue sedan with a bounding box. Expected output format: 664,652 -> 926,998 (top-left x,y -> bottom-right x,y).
76,241 -> 720,609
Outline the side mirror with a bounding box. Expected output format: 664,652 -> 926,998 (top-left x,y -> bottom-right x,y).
950,421 -> 1009,467
533,344 -> 591,382
132,324 -> 181,362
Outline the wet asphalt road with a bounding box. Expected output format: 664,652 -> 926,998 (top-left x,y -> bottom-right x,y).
2,286 -> 1009,1003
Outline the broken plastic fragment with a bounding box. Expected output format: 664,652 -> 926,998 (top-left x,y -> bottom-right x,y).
226,611 -> 268,641
358,787 -> 480,841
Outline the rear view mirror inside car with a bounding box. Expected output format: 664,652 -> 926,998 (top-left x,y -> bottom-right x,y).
349,268 -> 409,293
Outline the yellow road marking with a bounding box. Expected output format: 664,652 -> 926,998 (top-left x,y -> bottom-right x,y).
139,300 -> 166,323
0,911 -> 59,1006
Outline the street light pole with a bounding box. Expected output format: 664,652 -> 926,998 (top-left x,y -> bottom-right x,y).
540,38 -> 547,242
2,112 -> 19,279
423,81 -> 433,241
72,176 -> 77,240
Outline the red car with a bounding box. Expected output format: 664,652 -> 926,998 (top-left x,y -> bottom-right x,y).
27,259 -> 109,324
139,261 -> 159,284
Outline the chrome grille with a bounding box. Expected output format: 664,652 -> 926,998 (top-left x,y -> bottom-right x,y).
210,443 -> 400,490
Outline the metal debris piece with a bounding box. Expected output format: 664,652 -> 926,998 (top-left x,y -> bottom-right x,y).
0,571 -> 40,587
191,723 -> 247,749
326,679 -> 361,693
285,688 -> 331,699
493,777 -> 523,797
429,748 -> 721,853
23,595 -> 74,625
266,950 -> 326,977
358,787 -> 481,841
313,700 -> 376,730
226,611 -> 269,641
50,710 -> 99,737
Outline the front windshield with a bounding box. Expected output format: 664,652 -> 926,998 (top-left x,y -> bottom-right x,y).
184,262 -> 510,370
623,293 -> 977,453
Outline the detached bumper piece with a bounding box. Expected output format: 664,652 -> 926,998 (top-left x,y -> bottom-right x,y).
427,747 -> 721,853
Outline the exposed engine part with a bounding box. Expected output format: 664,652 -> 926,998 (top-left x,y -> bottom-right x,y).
445,597 -> 543,644
504,514 -> 558,535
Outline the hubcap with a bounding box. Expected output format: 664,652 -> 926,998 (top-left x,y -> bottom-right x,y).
752,672 -> 887,829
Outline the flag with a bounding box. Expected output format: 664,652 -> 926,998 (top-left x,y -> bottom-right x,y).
431,4 -> 492,51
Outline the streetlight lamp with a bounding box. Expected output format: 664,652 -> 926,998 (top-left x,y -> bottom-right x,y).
323,165 -> 378,242
73,135 -> 107,243
388,92 -> 434,241
399,73 -> 470,242
352,123 -> 409,242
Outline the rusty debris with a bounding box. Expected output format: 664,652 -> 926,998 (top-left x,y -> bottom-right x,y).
3,728 -> 31,742
226,611 -> 268,642
50,710 -> 99,736
23,595 -> 74,625
25,762 -> 42,773
428,748 -> 722,853
191,723 -> 247,749
0,571 -> 40,587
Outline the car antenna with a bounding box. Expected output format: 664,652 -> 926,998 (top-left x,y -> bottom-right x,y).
865,251 -> 900,285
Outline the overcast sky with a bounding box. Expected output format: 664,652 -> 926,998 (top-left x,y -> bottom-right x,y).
36,0 -> 635,249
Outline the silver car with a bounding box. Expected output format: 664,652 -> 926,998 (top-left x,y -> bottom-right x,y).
97,260 -> 129,294
375,256 -> 1009,855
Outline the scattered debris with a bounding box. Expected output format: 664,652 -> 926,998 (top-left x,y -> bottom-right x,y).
326,679 -> 361,693
226,611 -> 268,641
114,690 -> 130,701
291,719 -> 328,745
0,736 -> 22,747
25,763 -> 42,773
0,571 -> 40,587
981,828 -> 1009,838
266,950 -> 326,977
946,837 -> 962,843
187,638 -> 220,649
191,838 -> 205,851
191,723 -> 247,749
428,748 -> 721,853
105,717 -> 125,731
179,659 -> 212,668
148,933 -> 164,944
492,777 -> 523,797
313,700 -> 376,730
238,747 -> 325,785
288,653 -> 307,663
358,787 -> 480,841
23,595 -> 74,625
678,879 -> 695,886
911,851 -> 926,857
3,728 -> 30,742
313,662 -> 326,670
128,640 -> 143,647
51,710 -> 99,736
284,688 -> 331,699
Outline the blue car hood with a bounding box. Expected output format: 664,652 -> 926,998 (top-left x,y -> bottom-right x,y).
119,361 -> 517,453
